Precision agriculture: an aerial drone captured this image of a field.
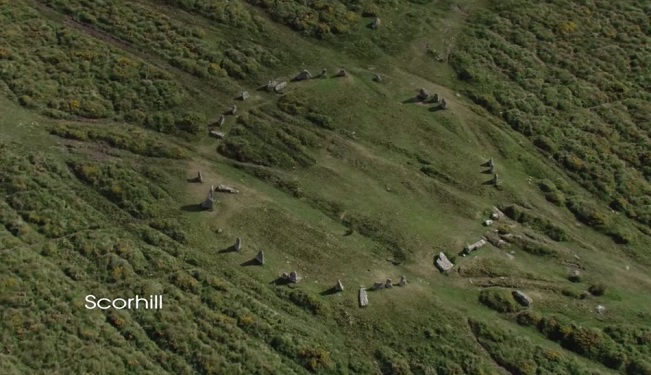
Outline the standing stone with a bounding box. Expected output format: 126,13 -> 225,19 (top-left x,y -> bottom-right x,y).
319,68 -> 327,78
488,158 -> 494,168
200,189 -> 214,210
229,105 -> 237,115
289,271 -> 300,283
374,74 -> 382,82
433,93 -> 439,103
218,114 -> 226,127
418,88 -> 430,101
335,280 -> 344,292
241,91 -> 249,101
336,69 -> 347,77
256,250 -> 265,265
385,278 -> 393,288
295,69 -> 312,81
440,98 -> 448,109
274,82 -> 287,93
489,165 -> 495,174
398,275 -> 407,286
197,171 -> 203,183
371,17 -> 381,29
359,288 -> 368,307
493,173 -> 499,186
234,237 -> 242,252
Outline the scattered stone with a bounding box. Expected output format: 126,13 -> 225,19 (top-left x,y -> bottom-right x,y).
359,288 -> 368,307
335,279 -> 344,292
385,278 -> 393,288
512,290 -> 532,306
372,282 -> 384,290
209,130 -> 225,139
440,98 -> 448,109
336,69 -> 346,77
197,171 -> 203,183
234,237 -> 242,252
294,69 -> 312,81
229,105 -> 237,115
216,184 -> 240,194
435,252 -> 454,272
432,93 -> 439,103
484,219 -> 493,226
374,74 -> 382,82
274,81 -> 287,93
371,17 -> 381,29
240,91 -> 249,101
417,88 -> 430,101
398,275 -> 407,286
596,304 -> 606,315
256,250 -> 265,265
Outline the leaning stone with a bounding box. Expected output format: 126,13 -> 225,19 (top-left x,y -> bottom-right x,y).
371,17 -> 381,29
216,184 -> 240,194
433,93 -> 439,103
274,82 -> 287,93
512,290 -> 532,306
374,74 -> 382,82
335,279 -> 344,292
418,88 -> 430,101
372,282 -> 384,290
398,275 -> 407,286
241,91 -> 249,101
488,158 -> 494,168
440,98 -> 448,109
336,69 -> 346,77
197,171 -> 203,183
256,250 -> 265,265
435,252 -> 454,272
218,114 -> 226,127
385,278 -> 393,288
234,237 -> 242,251
229,105 -> 237,115
359,288 -> 368,307
209,130 -> 225,139
294,69 -> 312,81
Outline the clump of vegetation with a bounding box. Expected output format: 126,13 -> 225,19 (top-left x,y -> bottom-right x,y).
589,283 -> 607,296
288,290 -> 327,316
502,204 -> 569,241
479,288 -> 523,313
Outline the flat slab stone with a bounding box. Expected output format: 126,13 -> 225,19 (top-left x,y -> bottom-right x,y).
274,82 -> 287,93
435,252 -> 454,272
512,290 -> 532,306
209,130 -> 225,139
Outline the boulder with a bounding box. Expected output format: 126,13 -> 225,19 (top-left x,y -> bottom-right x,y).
417,88 -> 430,101
359,288 -> 368,307
512,290 -> 532,306
234,237 -> 242,252
274,82 -> 287,93
256,250 -> 265,265
217,114 -> 226,127
335,279 -> 344,292
209,130 -> 225,139
435,252 -> 454,272
216,184 -> 240,194
398,275 -> 407,286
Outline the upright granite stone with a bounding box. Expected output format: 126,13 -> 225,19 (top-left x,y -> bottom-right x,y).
398,275 -> 407,286
359,288 -> 368,307
335,279 -> 344,292
200,189 -> 214,210
288,271 -> 301,283
385,278 -> 393,288
371,17 -> 381,29
241,91 -> 249,101
372,282 -> 384,290
418,88 -> 430,101
435,252 -> 454,272
440,98 -> 448,109
295,69 -> 312,81
432,93 -> 439,103
374,74 -> 382,82
256,250 -> 265,265
336,69 -> 346,77
197,171 -> 203,183
218,114 -> 226,127
234,237 -> 242,252
229,105 -> 237,115
319,68 -> 327,78
493,173 -> 499,186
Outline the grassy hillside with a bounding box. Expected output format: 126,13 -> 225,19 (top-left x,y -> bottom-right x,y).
1,0 -> 650,374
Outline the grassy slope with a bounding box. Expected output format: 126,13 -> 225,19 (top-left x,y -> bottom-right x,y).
1,0 -> 650,374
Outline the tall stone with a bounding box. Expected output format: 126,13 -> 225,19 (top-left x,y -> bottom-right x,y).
440,98 -> 448,109
385,278 -> 393,288
335,280 -> 344,292
234,237 -> 242,252
289,271 -> 300,283
241,91 -> 249,101
371,17 -> 381,29
493,173 -> 499,186
336,69 -> 346,77
398,275 -> 407,286
230,105 -> 237,115
200,189 -> 214,210
256,250 -> 265,265
418,88 -> 430,101
197,171 -> 203,183
359,288 -> 368,307
295,69 -> 312,81
373,74 -> 382,83
433,93 -> 439,103
319,68 -> 327,77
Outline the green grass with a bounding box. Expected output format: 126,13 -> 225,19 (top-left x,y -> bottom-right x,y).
1,0 -> 651,374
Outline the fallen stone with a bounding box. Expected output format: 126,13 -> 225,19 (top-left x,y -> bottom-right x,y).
418,88 -> 430,101
209,130 -> 225,139
216,184 -> 240,194
371,17 -> 381,29
234,237 -> 242,252
398,275 -> 407,286
274,82 -> 287,93
256,250 -> 265,265
359,288 -> 368,307
266,80 -> 279,91
512,290 -> 532,306
335,279 -> 344,292
464,238 -> 487,254
435,252 -> 454,272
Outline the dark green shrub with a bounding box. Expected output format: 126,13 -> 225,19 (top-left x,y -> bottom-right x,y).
479,289 -> 522,313
589,283 -> 607,296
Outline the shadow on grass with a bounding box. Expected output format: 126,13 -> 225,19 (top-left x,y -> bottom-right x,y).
240,258 -> 262,267
218,246 -> 236,254
343,228 -> 354,236
428,105 -> 445,112
270,277 -> 292,286
180,204 -> 204,212
481,160 -> 492,167
320,286 -> 340,296
481,168 -> 493,174
481,179 -> 496,186
402,96 -> 422,104
186,176 -> 202,183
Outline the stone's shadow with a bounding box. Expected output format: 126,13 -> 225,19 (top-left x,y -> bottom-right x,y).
218,246 -> 236,254
429,105 -> 445,112
240,258 -> 261,267
320,286 -> 339,296
186,176 -> 202,183
482,179 -> 496,186
343,228 -> 354,236
270,277 -> 292,286
402,96 -> 422,104
180,204 -> 203,212
481,169 -> 493,174
481,160 -> 492,167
